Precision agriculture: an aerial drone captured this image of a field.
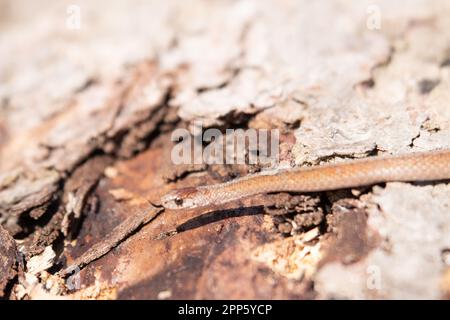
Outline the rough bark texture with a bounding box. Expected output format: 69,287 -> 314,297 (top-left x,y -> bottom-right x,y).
0,0 -> 450,299
0,225 -> 21,299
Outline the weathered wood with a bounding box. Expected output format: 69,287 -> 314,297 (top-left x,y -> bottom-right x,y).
1,0 -> 450,299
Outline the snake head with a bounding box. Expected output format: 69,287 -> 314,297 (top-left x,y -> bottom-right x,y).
160,187 -> 202,210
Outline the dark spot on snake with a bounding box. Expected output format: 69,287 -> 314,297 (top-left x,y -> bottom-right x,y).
174,197 -> 184,206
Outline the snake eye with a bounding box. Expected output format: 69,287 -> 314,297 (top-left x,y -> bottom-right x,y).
174,197 -> 184,206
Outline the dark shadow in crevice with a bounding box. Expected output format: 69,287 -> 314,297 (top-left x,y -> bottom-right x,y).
0,274 -> 17,300
174,205 -> 264,234
14,194 -> 61,240
410,178 -> 450,187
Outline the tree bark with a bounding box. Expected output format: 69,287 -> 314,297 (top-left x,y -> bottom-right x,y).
1,0 -> 450,299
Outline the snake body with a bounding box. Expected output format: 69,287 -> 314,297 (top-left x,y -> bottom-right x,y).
161,150 -> 450,209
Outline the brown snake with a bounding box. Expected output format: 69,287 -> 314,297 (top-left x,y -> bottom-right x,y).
161,150 -> 450,209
